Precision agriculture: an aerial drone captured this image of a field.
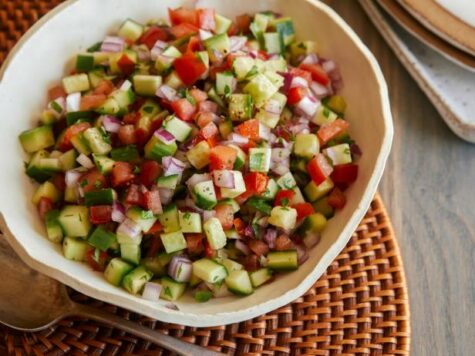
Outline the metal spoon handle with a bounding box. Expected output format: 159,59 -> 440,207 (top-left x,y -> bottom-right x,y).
72,303 -> 224,356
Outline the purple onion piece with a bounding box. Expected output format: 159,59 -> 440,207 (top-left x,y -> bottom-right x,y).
264,229 -> 278,249
158,188 -> 174,205
290,76 -> 309,89
310,81 -> 330,99
213,170 -> 235,189
142,282 -> 162,301
227,133 -> 249,146
112,201 -> 126,223
186,173 -> 212,189
154,128 -> 176,145
296,244 -> 309,265
202,210 -> 216,222
235,240 -> 251,255
65,170 -> 82,187
117,218 -> 142,241
229,36 -> 247,52
295,96 -> 320,117
350,143 -> 363,156
101,36 -> 125,53
301,53 -> 319,65
102,115 -> 122,133
162,156 -> 186,177
156,84 -> 178,101
168,256 -> 193,283
278,71 -> 294,94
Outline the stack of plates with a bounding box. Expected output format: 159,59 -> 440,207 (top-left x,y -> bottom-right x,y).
359,0 -> 475,142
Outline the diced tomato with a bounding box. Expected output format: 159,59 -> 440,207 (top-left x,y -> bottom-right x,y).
139,26 -> 170,49
123,112 -> 141,125
274,189 -> 295,207
257,50 -> 269,61
241,254 -> 259,272
275,234 -> 294,251
146,235 -> 164,257
146,220 -> 163,234
307,154 -> 333,186
140,161 -> 161,187
289,67 -> 312,85
293,203 -> 315,221
59,122 -> 91,151
171,98 -> 196,121
249,240 -> 269,257
206,135 -> 219,148
111,162 -> 135,188
209,62 -> 228,80
170,23 -> 199,38
236,14 -> 252,34
51,173 -> 66,192
90,205 -> 113,224
186,233 -> 204,256
330,164 -> 358,185
186,35 -> 202,53
287,87 -> 308,105
195,112 -> 215,128
79,169 -> 108,193
118,125 -> 137,145
197,100 -> 218,113
204,240 -> 215,258
169,7 -> 198,26
134,127 -> 152,148
317,119 -> 350,145
48,85 -> 67,101
174,52 -> 208,86
245,172 -> 269,195
80,94 -> 106,111
327,188 -> 346,209
299,63 -> 330,85
227,22 -> 239,36
233,218 -> 245,235
214,204 -> 234,230
93,80 -> 115,96
189,88 -> 208,103
117,54 -> 136,76
196,8 -> 215,31
143,189 -> 163,215
200,122 -> 218,140
125,184 -> 144,206
236,119 -> 260,140
209,145 -> 237,171
38,197 -> 53,220
86,249 -> 108,272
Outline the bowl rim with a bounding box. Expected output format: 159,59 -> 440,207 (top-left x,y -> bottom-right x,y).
0,0 -> 393,327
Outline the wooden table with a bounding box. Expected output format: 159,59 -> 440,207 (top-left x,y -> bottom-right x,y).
322,1 -> 475,355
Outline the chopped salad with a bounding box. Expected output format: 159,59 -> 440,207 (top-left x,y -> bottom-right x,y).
18,7 -> 360,303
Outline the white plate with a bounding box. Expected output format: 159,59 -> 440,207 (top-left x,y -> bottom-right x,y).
0,0 -> 392,327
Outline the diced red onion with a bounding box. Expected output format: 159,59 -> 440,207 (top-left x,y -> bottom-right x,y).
120,80 -> 132,91
278,71 -> 294,94
186,173 -> 211,189
351,143 -> 363,156
162,156 -> 186,178
301,53 -> 319,65
213,170 -> 235,189
303,232 -> 321,248
165,303 -> 179,310
248,50 -> 258,59
168,256 -> 193,283
310,81 -> 330,99
322,59 -> 337,73
150,40 -> 167,60
76,154 -> 94,169
158,188 -> 174,205
290,76 -> 309,89
66,92 -> 81,113
289,123 -> 310,135
265,99 -> 283,115
227,133 -> 249,146
142,282 -> 162,301
101,36 -> 125,53
112,201 -> 126,223
264,229 -> 278,248
235,240 -> 250,255
244,225 -> 254,238
154,128 -> 176,145
102,115 -> 122,133
202,210 -> 216,222
156,53 -> 176,67
296,244 -> 309,265
212,49 -> 224,63
65,170 -> 81,187
199,29 -> 213,41
156,84 -> 178,101
259,122 -> 271,140
229,36 -> 247,52
117,218 -> 142,242
295,95 -> 320,117
135,45 -> 151,62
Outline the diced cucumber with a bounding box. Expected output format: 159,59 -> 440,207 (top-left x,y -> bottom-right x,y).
204,33 -> 230,62
217,198 -> 240,213
156,174 -> 179,190
326,95 -> 347,115
109,51 -> 137,74
225,229 -> 240,239
25,150 -> 53,182
277,172 -> 297,189
249,147 -> 271,173
64,186 -> 79,203
120,243 -> 141,265
122,266 -> 153,294
222,258 -> 243,274
229,145 -> 246,170
290,41 -> 318,58
178,211 -> 202,233
207,87 -> 226,108
66,111 -> 94,126
93,154 -> 115,175
58,205 -> 91,238
110,88 -> 136,109
220,171 -> 246,199
162,115 -> 191,142
19,126 -> 55,153
141,256 -> 166,276
127,208 -> 157,232
299,213 -> 327,233
312,197 -> 335,218
41,110 -> 58,125
291,186 -> 305,205
270,17 -> 295,46
62,237 -> 89,261
192,258 -> 228,284
225,270 -> 253,295
294,133 -> 320,159
263,32 -> 282,54
96,97 -> 121,115
104,258 -> 134,286
76,53 -> 95,72
268,206 -> 297,230
133,75 -> 162,96
160,276 -> 186,301
189,273 -> 202,288
84,188 -> 116,206
244,73 -> 278,106
32,181 -> 61,205
186,140 -> 210,169
118,19 -> 144,41
304,178 -> 334,202
70,132 -> 91,155
263,70 -> 284,89
312,105 -> 338,126
232,56 -> 256,80
144,135 -> 178,161
110,145 -> 140,162
228,94 -> 253,121
267,250 -> 298,271
323,143 -> 352,165
218,119 -> 233,139
194,290 -> 213,302
139,99 -> 161,117
164,71 -> 184,89
59,149 -> 78,171
83,127 -> 112,155
215,14 -> 232,34
216,71 -> 236,96
62,74 -> 90,94
193,180 -> 217,210
88,226 -> 117,251
45,210 -> 63,243
160,231 -> 187,254
155,46 -> 181,73
203,217 -> 226,250
260,178 -> 278,200
158,203 -> 180,233
250,268 -> 273,287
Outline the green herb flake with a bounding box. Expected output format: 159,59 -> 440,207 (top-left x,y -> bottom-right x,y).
133,165 -> 141,174
164,286 -> 172,297
94,179 -> 102,189
281,198 -> 289,207
245,65 -> 259,79
50,101 -> 63,114
183,212 -> 191,220
80,179 -> 88,187
143,106 -> 154,114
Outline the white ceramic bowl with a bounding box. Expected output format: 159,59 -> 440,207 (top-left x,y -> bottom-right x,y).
0,0 -> 392,327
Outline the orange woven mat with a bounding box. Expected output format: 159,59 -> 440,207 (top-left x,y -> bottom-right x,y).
0,1 -> 410,354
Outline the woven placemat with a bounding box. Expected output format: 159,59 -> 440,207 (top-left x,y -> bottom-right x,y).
0,1 -> 410,354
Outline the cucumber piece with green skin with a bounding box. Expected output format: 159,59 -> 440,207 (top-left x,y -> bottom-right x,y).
133,75 -> 162,96
45,210 -> 63,243
203,33 -> 230,62
268,206 -> 297,230
59,149 -> 78,171
249,147 -> 271,173
290,41 -> 318,58
323,143 -> 352,165
189,273 -> 202,287
162,115 -> 192,142
37,157 -> 62,173
26,151 -> 54,182
299,213 -> 327,234
111,88 -> 136,109
141,256 -> 166,276
263,32 -> 282,54
93,154 -> 115,174
203,217 -> 227,250
207,87 -> 226,108
76,54 -> 95,72
84,188 -> 116,206
178,211 -> 202,233
160,276 -> 187,301
304,179 -> 334,202
139,99 -> 161,118
194,290 -> 213,302
220,171 -> 246,199
217,198 -> 240,213
62,237 -> 89,261
83,127 -> 112,155
193,180 -> 217,210
164,71 -> 184,89
88,226 -> 117,251
260,178 -> 278,200
312,198 -> 335,218
225,270 -> 253,296
229,145 -> 246,170
122,266 -> 153,294
277,172 -> 297,189
120,243 -> 141,265
62,73 -> 90,94
104,258 -> 134,286
58,205 -> 91,238
64,186 -> 79,203
66,111 -> 95,126
155,46 -> 182,73
192,258 -> 228,284
218,119 -> 233,139
267,250 -> 298,271
232,57 -> 256,80
228,94 -> 254,121
41,110 -> 58,125
215,14 -> 232,34
127,208 -> 157,232
32,181 -> 61,205
250,268 -> 273,287
96,97 -> 121,116
294,133 -> 320,159
156,174 -> 179,190
118,19 -> 144,41
144,135 -> 178,161
160,231 -> 187,254
186,140 -> 211,169
291,187 -> 305,205
216,71 -> 236,96
243,73 -> 278,107
110,145 -> 140,162
158,203 -> 180,233
222,258 -> 243,274
19,126 -> 55,153
270,17 -> 296,46
70,132 -> 91,155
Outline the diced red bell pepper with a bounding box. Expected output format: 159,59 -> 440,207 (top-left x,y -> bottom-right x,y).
244,172 -> 269,195
186,233 -> 204,256
197,8 -> 215,31
123,112 -> 141,125
299,63 -> 330,86
209,145 -> 237,170
204,240 -> 215,258
139,160 -> 161,187
134,127 -> 152,148
236,119 -> 260,140
233,218 -> 246,235
86,249 -> 109,272
174,52 -> 208,86
90,205 -> 113,225
168,7 -> 198,26
171,98 -> 197,121
327,187 -> 346,209
307,154 -> 333,185
236,14 -> 252,34
79,169 -> 108,193
274,189 -> 295,207
146,220 -> 163,235
186,35 -> 202,53
214,204 -> 235,230
117,54 -> 136,76
139,26 -> 170,49
38,197 -> 53,220
143,189 -> 163,215
330,163 -> 358,185
118,125 -> 137,145
317,119 -> 350,145
287,87 -> 308,105
170,23 -> 199,38
111,162 -> 135,188
293,202 -> 315,221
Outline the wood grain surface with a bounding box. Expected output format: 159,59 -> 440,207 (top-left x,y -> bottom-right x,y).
322,1 -> 475,355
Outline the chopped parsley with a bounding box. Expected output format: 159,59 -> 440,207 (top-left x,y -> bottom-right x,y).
80,179 -> 88,187
94,179 -> 102,189
164,286 -> 172,297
